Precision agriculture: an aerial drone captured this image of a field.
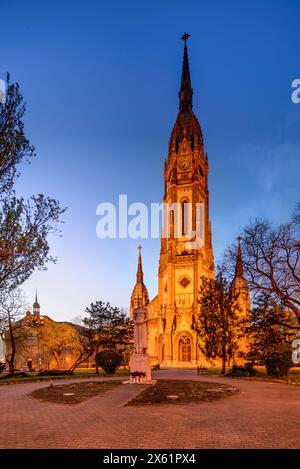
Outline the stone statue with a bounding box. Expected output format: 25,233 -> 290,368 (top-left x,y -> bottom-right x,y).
133,308 -> 148,354
123,304 -> 154,385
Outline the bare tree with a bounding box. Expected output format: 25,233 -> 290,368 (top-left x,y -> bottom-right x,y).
0,75 -> 66,294
292,202 -> 300,231
0,195 -> 65,292
0,74 -> 34,196
67,327 -> 94,372
222,203 -> 300,326
0,288 -> 26,373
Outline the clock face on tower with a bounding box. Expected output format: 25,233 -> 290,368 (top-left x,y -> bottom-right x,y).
180,160 -> 190,171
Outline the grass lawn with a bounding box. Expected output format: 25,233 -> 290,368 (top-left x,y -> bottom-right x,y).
0,368 -> 130,385
126,379 -> 239,406
30,380 -> 120,405
249,367 -> 300,385
194,366 -> 300,385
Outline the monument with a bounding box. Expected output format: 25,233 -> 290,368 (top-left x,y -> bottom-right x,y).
124,295 -> 154,384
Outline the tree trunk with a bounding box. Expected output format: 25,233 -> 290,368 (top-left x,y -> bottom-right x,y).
221,356 -> 226,374
68,351 -> 93,372
95,344 -> 99,374
8,351 -> 16,373
8,313 -> 16,373
68,352 -> 84,372
221,343 -> 227,374
53,351 -> 61,369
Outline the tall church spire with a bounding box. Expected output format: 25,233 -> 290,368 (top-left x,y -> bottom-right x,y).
232,236 -> 250,323
169,33 -> 203,152
33,290 -> 40,316
235,236 -> 244,279
179,33 -> 193,111
130,245 -> 149,317
136,245 -> 143,283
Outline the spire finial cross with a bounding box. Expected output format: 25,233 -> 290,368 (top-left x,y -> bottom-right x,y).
237,235 -> 242,244
138,245 -> 142,254
181,32 -> 190,45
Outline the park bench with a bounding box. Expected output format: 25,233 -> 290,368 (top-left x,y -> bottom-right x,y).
197,364 -> 207,375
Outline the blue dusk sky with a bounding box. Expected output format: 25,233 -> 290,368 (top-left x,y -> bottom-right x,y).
1,0 -> 299,321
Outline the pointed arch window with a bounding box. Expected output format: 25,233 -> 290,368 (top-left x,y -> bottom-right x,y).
181,198 -> 189,236
189,136 -> 194,151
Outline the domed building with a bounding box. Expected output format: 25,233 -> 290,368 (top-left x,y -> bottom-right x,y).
3,293 -> 87,372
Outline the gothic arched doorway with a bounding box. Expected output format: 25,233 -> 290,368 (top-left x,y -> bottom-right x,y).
178,335 -> 191,362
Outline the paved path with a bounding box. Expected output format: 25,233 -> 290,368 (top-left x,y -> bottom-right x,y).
0,370 -> 299,448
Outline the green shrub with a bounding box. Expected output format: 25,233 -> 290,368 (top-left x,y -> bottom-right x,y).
0,371 -> 29,379
37,370 -> 73,376
95,350 -> 123,375
265,343 -> 293,377
228,362 -> 257,377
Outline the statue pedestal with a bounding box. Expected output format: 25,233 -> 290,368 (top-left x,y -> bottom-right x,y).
123,304 -> 156,385
123,352 -> 156,385
130,352 -> 151,383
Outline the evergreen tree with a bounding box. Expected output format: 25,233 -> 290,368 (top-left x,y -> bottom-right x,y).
83,301 -> 133,373
195,273 -> 247,374
249,294 -> 294,376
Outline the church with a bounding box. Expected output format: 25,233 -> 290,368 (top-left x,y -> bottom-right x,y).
130,35 -> 250,368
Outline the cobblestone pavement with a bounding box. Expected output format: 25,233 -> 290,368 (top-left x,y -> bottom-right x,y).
0,369 -> 299,448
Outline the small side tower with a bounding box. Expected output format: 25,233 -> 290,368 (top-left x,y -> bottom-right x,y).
130,246 -> 149,318
232,236 -> 251,362
33,291 -> 40,317
232,236 -> 250,316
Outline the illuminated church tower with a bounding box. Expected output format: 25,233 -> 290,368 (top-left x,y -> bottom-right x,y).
130,34 -> 251,367
130,34 -> 215,366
